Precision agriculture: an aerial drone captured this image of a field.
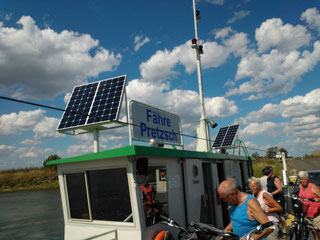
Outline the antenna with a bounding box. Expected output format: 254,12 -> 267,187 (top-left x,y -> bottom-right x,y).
191,0 -> 210,152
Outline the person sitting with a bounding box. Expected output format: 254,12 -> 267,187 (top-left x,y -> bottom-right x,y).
298,171 -> 320,240
218,179 -> 273,239
249,177 -> 282,240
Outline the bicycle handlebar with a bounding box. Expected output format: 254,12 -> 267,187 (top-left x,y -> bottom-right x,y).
286,195 -> 315,202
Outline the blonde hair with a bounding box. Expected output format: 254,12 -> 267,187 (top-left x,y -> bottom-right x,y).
248,177 -> 261,187
298,171 -> 309,179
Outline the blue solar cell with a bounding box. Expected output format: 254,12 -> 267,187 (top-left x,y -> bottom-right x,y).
212,127 -> 228,147
222,125 -> 239,147
57,76 -> 126,131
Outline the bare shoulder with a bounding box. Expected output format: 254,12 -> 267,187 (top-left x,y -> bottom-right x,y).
248,197 -> 260,208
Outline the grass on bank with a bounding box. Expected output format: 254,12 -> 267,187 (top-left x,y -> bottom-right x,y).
0,156 -> 296,192
0,167 -> 58,192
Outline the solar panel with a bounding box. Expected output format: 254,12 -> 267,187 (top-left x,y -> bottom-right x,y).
57,75 -> 126,131
212,127 -> 228,147
222,124 -> 239,147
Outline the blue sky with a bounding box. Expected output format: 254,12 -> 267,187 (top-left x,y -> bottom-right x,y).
0,0 -> 320,170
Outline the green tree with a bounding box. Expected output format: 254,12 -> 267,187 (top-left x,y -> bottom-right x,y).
43,154 -> 61,168
252,152 -> 260,159
278,148 -> 288,157
266,147 -> 278,158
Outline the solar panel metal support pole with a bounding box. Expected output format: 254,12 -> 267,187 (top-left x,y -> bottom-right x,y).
192,0 -> 210,152
93,128 -> 99,153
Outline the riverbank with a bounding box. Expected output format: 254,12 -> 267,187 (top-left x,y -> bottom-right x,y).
0,167 -> 58,192
0,156 -> 294,192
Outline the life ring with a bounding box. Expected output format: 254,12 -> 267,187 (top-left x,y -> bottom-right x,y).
154,230 -> 174,240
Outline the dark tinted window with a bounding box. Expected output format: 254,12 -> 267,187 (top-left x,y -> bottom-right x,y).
309,172 -> 320,187
87,168 -> 133,222
66,173 -> 90,219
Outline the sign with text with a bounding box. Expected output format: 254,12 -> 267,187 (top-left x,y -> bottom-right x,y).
130,101 -> 182,145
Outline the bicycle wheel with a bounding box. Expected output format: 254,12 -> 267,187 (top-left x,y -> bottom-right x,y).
289,226 -> 297,240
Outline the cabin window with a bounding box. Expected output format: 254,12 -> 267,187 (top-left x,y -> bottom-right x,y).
65,168 -> 133,223
87,168 -> 133,222
65,173 -> 90,220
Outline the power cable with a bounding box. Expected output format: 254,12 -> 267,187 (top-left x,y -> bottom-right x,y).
0,95 -> 269,153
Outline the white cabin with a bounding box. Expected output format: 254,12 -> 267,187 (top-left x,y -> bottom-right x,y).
48,145 -> 252,240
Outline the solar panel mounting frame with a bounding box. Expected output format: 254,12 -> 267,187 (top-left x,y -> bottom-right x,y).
57,75 -> 127,135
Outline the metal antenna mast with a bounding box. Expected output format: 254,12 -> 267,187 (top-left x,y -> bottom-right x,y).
192,0 -> 210,152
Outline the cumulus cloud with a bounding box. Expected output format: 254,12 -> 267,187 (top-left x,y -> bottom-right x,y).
236,88 -> 320,125
240,122 -> 286,138
66,144 -> 93,156
139,32 -> 249,84
0,109 -> 45,135
0,109 -> 62,139
204,0 -> 225,5
227,10 -> 251,24
227,41 -> 320,99
235,89 -> 320,150
255,18 -> 311,53
0,16 -> 122,99
126,79 -> 239,131
134,35 -> 151,51
301,8 -> 320,35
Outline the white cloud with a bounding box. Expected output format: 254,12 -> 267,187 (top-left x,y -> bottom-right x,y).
127,78 -> 239,131
33,116 -> 62,139
255,18 -> 311,53
240,122 -> 286,138
0,109 -> 63,140
66,144 -> 92,156
204,0 -> 225,5
235,89 -> 320,151
227,10 -> 251,24
301,8 -> 320,35
236,88 -> 320,125
20,139 -> 41,145
64,92 -> 71,104
0,16 -> 122,99
228,41 -> 320,98
139,38 -> 238,83
134,35 -> 151,51
0,109 -> 45,135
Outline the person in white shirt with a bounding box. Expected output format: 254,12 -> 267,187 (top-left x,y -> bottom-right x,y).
260,167 -> 269,191
249,177 -> 282,240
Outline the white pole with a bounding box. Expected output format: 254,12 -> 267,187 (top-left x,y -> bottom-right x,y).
93,128 -> 99,153
192,0 -> 210,152
282,152 -> 288,186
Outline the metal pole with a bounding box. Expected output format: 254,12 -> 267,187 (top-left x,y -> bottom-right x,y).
282,152 -> 288,186
93,128 -> 99,153
192,0 -> 210,152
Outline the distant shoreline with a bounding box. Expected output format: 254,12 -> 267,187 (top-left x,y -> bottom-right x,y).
0,167 -> 58,193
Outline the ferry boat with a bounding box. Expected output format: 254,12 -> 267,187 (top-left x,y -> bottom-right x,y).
47,1 -> 253,239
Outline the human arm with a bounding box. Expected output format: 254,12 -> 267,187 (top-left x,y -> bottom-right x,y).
247,198 -> 273,240
262,192 -> 282,213
224,222 -> 233,232
271,177 -> 282,196
311,184 -> 320,202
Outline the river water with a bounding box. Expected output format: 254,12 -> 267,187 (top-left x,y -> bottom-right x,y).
0,189 -> 64,240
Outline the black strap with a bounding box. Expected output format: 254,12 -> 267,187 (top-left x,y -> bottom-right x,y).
261,221 -> 274,230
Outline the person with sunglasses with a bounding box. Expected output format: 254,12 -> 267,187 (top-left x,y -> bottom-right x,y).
218,179 -> 273,240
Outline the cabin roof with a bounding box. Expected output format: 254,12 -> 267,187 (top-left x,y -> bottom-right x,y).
46,145 -> 251,165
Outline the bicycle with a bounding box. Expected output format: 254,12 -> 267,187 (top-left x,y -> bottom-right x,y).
158,216 -> 274,240
287,195 -> 314,240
